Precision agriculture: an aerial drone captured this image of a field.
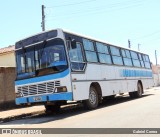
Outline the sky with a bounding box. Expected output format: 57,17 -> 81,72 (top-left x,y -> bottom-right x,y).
1,0 -> 160,64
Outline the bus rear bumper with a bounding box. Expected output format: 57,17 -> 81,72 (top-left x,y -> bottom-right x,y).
15,92 -> 73,105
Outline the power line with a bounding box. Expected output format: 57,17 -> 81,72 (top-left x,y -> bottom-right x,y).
46,1 -> 143,21
47,0 -> 143,18
46,5 -> 143,22
133,30 -> 160,40
47,0 -> 97,8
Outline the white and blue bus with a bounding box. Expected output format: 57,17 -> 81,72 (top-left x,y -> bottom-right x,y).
15,29 -> 154,112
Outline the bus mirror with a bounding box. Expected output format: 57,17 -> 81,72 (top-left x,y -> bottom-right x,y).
71,39 -> 77,49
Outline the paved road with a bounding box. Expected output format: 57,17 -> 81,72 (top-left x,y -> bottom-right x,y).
1,87 -> 160,137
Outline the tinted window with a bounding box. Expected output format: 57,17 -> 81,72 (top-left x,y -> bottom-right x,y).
123,58 -> 132,66
98,53 -> 112,64
140,61 -> 145,67
83,39 -> 94,51
96,42 -> 109,54
142,54 -> 151,68
145,62 -> 151,68
145,55 -> 150,62
131,51 -> 138,59
69,43 -> 84,62
83,38 -> 98,63
110,46 -> 123,65
121,49 -> 126,57
110,46 -> 120,56
138,53 -> 142,60
125,50 -> 131,58
26,47 -> 35,73
68,42 -> 85,71
85,51 -> 98,62
112,56 -> 123,65
133,60 -> 141,67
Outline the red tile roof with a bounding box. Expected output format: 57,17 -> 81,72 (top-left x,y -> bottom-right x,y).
0,45 -> 15,54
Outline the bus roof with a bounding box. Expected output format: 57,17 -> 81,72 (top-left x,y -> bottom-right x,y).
16,28 -> 148,55
63,29 -> 148,55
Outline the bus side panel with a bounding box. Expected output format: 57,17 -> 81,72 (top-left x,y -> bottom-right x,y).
72,81 -> 90,101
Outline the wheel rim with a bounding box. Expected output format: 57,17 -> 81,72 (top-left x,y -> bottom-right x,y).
89,89 -> 97,105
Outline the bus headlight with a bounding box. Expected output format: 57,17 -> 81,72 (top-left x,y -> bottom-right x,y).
16,92 -> 23,98
56,87 -> 67,93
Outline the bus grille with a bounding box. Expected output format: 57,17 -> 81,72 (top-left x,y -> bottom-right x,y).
17,81 -> 60,97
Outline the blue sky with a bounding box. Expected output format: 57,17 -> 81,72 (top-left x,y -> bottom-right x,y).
1,0 -> 160,64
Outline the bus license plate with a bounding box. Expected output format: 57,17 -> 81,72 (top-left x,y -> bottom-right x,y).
33,96 -> 42,102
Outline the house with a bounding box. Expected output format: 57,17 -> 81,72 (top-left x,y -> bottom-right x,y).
0,45 -> 15,67
0,45 -> 16,110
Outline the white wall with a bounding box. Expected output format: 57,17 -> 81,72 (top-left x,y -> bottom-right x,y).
153,74 -> 160,86
0,52 -> 15,67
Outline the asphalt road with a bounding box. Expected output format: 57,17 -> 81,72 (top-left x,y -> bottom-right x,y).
1,87 -> 160,137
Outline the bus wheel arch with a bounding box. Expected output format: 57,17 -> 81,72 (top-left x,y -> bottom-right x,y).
129,80 -> 143,98
84,82 -> 102,110
90,82 -> 102,103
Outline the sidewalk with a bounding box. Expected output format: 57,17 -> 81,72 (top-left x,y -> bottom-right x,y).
0,105 -> 45,122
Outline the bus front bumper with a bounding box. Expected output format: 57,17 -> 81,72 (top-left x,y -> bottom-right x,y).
16,92 -> 73,105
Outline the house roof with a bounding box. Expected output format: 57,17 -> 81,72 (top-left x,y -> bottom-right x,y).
0,45 -> 15,54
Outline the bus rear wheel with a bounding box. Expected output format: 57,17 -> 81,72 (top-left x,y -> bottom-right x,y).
129,82 -> 143,98
84,86 -> 99,110
135,82 -> 143,97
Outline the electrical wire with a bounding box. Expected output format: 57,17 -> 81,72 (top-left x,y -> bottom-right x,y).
47,0 -> 98,8
133,30 -> 160,40
46,1 -> 143,21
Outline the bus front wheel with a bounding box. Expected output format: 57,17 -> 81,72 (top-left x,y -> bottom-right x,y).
84,86 -> 99,110
45,104 -> 60,114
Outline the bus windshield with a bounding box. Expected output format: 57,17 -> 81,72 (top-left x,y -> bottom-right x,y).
16,38 -> 67,80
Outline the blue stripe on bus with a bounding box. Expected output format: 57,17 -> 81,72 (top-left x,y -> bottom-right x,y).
15,69 -> 69,86
121,69 -> 152,77
15,92 -> 73,105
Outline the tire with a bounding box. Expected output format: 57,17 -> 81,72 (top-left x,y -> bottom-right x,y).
84,86 -> 99,110
45,104 -> 60,114
129,83 -> 143,98
134,82 -> 143,98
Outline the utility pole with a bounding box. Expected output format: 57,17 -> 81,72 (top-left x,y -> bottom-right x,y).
138,43 -> 140,51
41,5 -> 45,31
155,50 -> 158,65
128,39 -> 131,48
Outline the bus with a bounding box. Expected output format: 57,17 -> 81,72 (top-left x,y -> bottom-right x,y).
15,28 -> 154,112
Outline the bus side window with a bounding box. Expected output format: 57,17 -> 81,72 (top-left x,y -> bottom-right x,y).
143,54 -> 151,69
68,42 -> 85,71
121,49 -> 133,67
110,46 -> 123,65
138,53 -> 145,68
83,38 -> 98,63
130,51 -> 141,67
96,42 -> 112,64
